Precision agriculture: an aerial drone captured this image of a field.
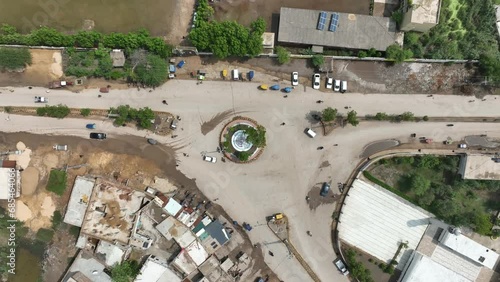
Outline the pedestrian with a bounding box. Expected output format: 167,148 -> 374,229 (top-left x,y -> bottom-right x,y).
268,251 -> 274,256
333,144 -> 338,146
284,95 -> 288,98
317,146 -> 324,150
281,122 -> 286,126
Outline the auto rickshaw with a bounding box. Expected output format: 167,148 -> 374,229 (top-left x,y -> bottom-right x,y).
222,69 -> 228,80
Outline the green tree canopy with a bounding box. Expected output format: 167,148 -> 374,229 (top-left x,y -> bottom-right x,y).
111,260 -> 141,282
385,44 -> 413,63
245,125 -> 266,148
322,107 -> 337,122
311,54 -> 324,68
276,46 -> 290,64
133,54 -> 168,87
411,173 -> 431,196
347,110 -> 359,126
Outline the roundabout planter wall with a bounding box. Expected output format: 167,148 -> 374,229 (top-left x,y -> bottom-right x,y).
219,116 -> 266,164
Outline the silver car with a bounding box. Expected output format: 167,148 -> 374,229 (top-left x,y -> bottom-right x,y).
203,156 -> 217,163
292,72 -> 299,86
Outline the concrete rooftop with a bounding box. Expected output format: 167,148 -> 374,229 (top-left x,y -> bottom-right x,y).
64,176 -> 95,227
460,154 -> 500,180
278,7 -> 399,51
408,0 -> 441,25
80,179 -> 144,244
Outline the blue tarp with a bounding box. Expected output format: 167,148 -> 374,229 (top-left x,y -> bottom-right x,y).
169,64 -> 176,73
270,85 -> 280,90
282,87 -> 292,93
177,60 -> 185,68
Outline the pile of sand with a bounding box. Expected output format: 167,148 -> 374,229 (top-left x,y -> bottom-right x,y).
21,167 -> 39,195
40,196 -> 55,217
15,201 -> 33,222
50,52 -> 63,78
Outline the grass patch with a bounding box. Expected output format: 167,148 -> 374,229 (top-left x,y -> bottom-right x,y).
51,211 -> 63,230
36,228 -> 54,243
69,226 -> 81,238
46,170 -> 67,195
367,155 -> 499,235
0,47 -> 31,71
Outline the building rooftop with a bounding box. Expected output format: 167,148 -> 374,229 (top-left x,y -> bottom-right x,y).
262,32 -> 275,49
80,179 -> 145,244
64,176 -> 95,227
431,244 -> 481,281
172,249 -> 198,276
164,198 -> 182,216
198,256 -> 233,282
407,0 -> 441,25
278,7 -> 399,51
155,216 -> 189,241
94,240 -> 125,267
460,154 -> 500,180
177,228 -> 196,248
186,240 -> 209,266
61,251 -> 112,282
205,220 -> 230,246
339,179 -> 431,267
134,256 -> 181,282
438,230 -> 499,270
110,49 -> 125,67
399,251 -> 471,282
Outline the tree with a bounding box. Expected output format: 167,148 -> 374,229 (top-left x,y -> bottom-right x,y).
133,54 -> 168,87
276,46 -> 290,64
250,17 -> 266,35
358,51 -> 367,58
347,110 -> 359,126
479,53 -> 500,83
417,155 -> 440,169
386,44 -> 413,63
311,54 -> 324,68
374,112 -> 388,121
74,31 -> 102,48
472,213 -> 493,235
322,107 -> 337,122
137,107 -> 155,129
401,111 -> 415,121
245,126 -> 266,148
80,108 -> 91,116
411,173 -> 431,196
111,260 -> 141,282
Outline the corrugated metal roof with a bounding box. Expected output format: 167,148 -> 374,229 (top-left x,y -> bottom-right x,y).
339,179 -> 431,266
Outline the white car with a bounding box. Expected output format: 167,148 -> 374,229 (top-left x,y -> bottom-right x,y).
291,72 -> 299,86
459,143 -> 467,149
326,77 -> 333,89
313,74 -> 320,90
34,96 -> 48,103
203,156 -> 217,163
334,80 -> 341,92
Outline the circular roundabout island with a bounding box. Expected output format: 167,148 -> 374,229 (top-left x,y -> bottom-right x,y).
220,117 -> 266,163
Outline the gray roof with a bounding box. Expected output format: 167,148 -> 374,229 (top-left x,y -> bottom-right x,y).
278,7 -> 399,51
205,220 -> 230,246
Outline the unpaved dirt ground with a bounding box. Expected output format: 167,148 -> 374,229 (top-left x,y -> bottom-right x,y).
0,49 -> 63,87
213,0 -> 370,29
0,131 -> 279,282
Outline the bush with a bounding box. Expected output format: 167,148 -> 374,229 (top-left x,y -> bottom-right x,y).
311,54 -> 324,68
347,110 -> 359,126
422,115 -> 429,121
80,108 -> 91,117
36,228 -> 55,243
111,260 -> 141,282
245,125 -> 266,148
46,170 -> 67,195
37,104 -> 71,119
358,51 -> 368,58
69,226 -> 81,238
51,211 -> 63,230
0,47 -> 32,70
276,46 -> 291,64
374,112 -> 388,120
109,105 -> 156,129
4,106 -> 12,113
133,54 -> 168,87
386,44 -> 413,63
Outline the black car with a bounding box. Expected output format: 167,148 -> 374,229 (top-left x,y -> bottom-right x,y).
90,133 -> 106,140
447,124 -> 454,127
320,182 -> 331,197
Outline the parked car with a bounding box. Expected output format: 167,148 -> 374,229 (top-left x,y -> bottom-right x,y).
170,119 -> 178,130
86,123 -> 96,129
334,259 -> 349,275
334,80 -> 341,92
147,138 -> 158,145
34,96 -> 48,103
203,156 -> 217,163
340,81 -> 347,93
305,128 -> 317,138
53,145 -> 68,151
459,143 -> 467,149
291,72 -> 299,86
320,182 -> 330,197
89,133 -> 106,140
326,77 -> 333,89
447,124 -> 454,127
313,74 -> 320,90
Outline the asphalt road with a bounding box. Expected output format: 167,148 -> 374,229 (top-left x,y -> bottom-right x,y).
2,81 -> 500,281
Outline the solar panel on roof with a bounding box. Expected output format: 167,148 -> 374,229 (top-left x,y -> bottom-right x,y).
328,13 -> 339,32
317,11 -> 327,30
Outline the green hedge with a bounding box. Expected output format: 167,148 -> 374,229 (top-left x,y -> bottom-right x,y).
0,24 -> 172,58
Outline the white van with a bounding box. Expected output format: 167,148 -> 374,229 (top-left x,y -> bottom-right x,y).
305,128 -> 317,138
232,69 -> 239,80
340,81 -> 347,93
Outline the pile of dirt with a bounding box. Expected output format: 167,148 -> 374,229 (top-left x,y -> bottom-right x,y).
21,167 -> 39,195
